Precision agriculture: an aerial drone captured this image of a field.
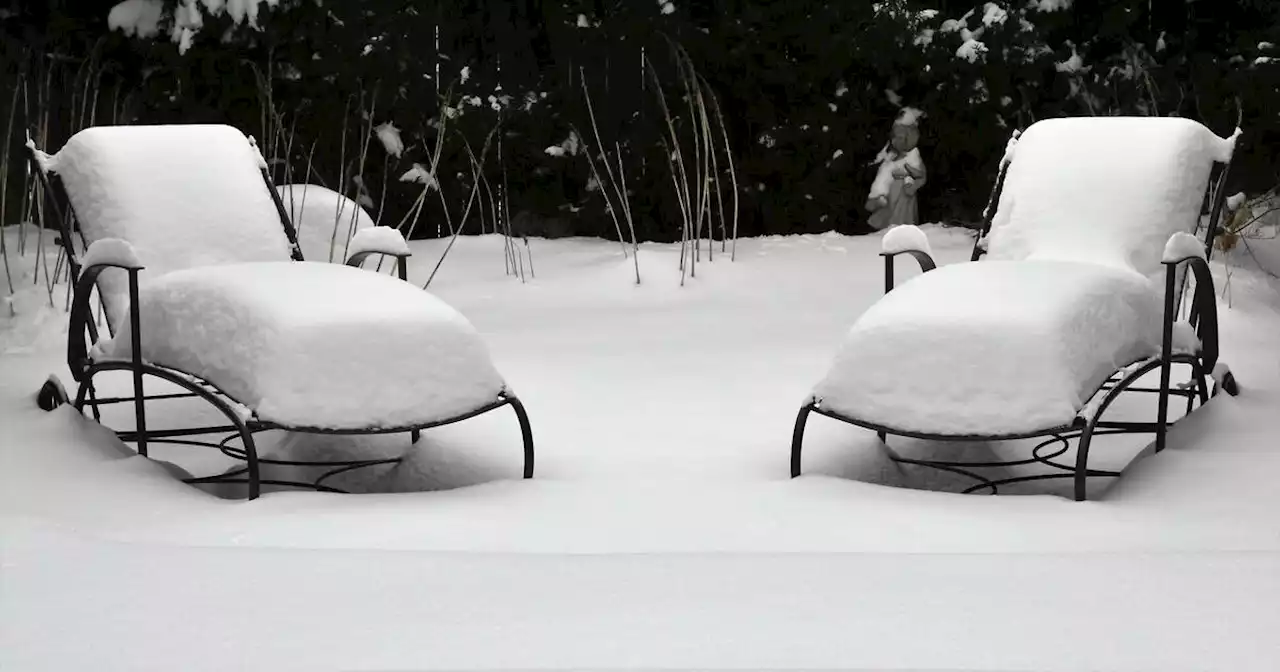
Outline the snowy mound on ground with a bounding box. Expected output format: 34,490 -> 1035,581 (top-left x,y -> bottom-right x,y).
277,184 -> 376,263
986,116 -> 1238,278
100,261 -> 506,429
811,260 -> 1190,436
47,124 -> 294,334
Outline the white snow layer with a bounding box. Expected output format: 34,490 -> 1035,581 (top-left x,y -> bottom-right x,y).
1163,231 -> 1206,264
107,0 -> 164,38
99,261 -> 506,429
868,147 -> 924,201
811,260 -> 1188,435
47,124 -> 294,335
375,122 -> 404,158
80,238 -> 143,272
881,225 -> 932,257
347,226 -> 411,259
986,116 -> 1240,278
277,183 -> 375,263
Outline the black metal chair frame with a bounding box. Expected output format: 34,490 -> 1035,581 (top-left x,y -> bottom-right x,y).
27,135 -> 534,500
791,128 -> 1239,501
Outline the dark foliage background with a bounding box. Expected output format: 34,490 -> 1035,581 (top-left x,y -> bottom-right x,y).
3,0 -> 1278,242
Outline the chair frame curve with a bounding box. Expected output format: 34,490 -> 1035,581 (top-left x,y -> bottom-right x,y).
792,121 -> 1238,501
28,127 -> 534,500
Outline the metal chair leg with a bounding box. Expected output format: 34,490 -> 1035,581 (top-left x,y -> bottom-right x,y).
791,405 -> 813,477
507,396 -> 535,479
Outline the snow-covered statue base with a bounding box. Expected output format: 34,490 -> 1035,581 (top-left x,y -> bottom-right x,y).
865,108 -> 927,231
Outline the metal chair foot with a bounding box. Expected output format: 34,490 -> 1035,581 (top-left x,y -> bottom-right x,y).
37,375 -> 69,411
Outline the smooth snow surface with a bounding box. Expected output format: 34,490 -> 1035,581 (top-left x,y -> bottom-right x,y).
1164,231 -> 1207,263
812,260 -> 1183,435
277,183 -> 375,263
4,222 -> 1280,670
79,238 -> 143,271
5,521 -> 1277,671
881,223 -> 933,256
347,225 -> 411,259
47,124 -> 293,334
987,116 -> 1237,277
100,261 -> 505,429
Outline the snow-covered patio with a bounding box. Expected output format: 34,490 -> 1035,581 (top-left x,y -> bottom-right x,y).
3,224 -> 1279,670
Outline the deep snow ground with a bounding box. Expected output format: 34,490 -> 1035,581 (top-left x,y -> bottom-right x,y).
3,223 -> 1279,669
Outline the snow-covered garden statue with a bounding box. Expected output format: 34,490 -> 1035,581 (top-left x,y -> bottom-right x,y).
865,108 -> 926,231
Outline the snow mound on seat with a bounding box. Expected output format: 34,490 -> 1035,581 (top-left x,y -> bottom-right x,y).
277,184 -> 376,263
48,124 -> 294,335
987,117 -> 1238,278
810,260 -> 1188,436
100,261 -> 506,429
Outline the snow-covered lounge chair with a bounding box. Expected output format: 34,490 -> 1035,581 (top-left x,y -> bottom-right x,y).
791,116 -> 1241,501
27,124 -> 533,499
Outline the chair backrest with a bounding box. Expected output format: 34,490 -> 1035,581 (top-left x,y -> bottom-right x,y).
984,116 -> 1238,278
40,124 -> 299,335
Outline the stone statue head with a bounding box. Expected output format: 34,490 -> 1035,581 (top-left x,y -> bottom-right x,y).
888,107 -> 923,154
890,122 -> 919,153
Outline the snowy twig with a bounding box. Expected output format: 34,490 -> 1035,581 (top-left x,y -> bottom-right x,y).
578,67 -> 634,262
645,58 -> 693,285
616,141 -> 641,284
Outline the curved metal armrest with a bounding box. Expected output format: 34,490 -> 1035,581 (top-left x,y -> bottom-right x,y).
344,227 -> 413,281
1161,255 -> 1219,371
879,249 -> 937,294
69,261 -> 144,381
345,251 -> 413,282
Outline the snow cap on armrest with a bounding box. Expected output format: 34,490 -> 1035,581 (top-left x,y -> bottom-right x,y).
347,226 -> 411,259
81,238 -> 143,273
24,131 -> 56,173
881,224 -> 932,257
1214,127 -> 1243,162
1162,231 -> 1206,265
1000,128 -> 1023,167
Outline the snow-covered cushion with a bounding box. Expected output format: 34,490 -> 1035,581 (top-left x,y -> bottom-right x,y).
986,117 -> 1238,278
811,260 -> 1196,436
98,262 -> 506,430
47,124 -> 295,335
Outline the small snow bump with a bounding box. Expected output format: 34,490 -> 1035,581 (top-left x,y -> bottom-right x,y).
981,3 -> 1007,26
399,163 -> 437,189
81,238 -> 144,272
1162,232 -> 1205,264
956,39 -> 988,63
375,122 -> 404,158
348,226 -> 411,259
881,225 -> 932,256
